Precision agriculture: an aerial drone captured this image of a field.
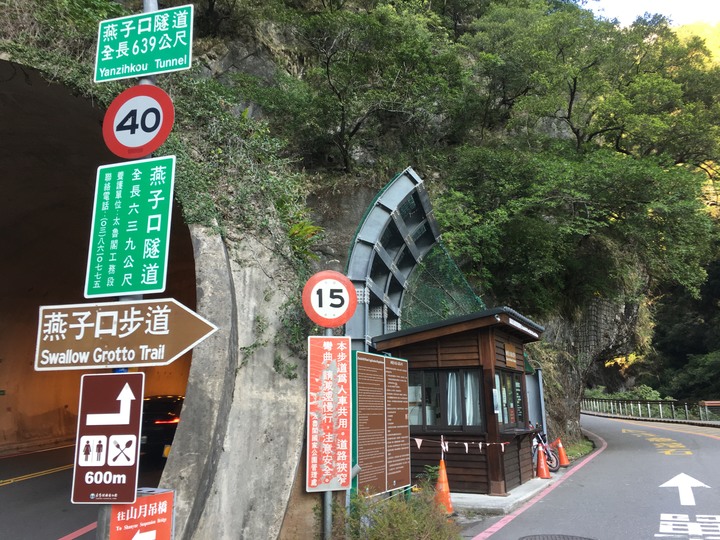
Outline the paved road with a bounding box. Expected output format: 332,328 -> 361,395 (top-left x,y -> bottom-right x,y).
462,414 -> 720,540
0,445 -> 163,539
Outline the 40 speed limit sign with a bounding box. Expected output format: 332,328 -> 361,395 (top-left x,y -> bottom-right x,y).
302,270 -> 358,328
102,84 -> 175,159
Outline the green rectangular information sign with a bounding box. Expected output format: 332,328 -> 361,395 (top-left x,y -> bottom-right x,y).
94,4 -> 194,83
84,156 -> 175,298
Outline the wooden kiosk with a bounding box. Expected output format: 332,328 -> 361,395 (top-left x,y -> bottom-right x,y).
372,306 -> 544,496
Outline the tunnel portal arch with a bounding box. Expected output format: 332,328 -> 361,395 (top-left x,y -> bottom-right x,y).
0,59 -> 196,451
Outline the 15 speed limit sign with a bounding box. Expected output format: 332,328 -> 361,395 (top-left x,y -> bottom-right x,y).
103,84 -> 175,159
302,270 -> 358,328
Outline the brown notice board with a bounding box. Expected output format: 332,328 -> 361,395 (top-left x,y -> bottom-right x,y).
353,351 -> 411,495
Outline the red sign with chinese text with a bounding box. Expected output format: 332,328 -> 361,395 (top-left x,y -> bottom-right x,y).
306,336 -> 352,492
109,488 -> 174,540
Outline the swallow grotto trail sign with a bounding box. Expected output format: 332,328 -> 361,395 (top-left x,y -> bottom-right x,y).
34,298 -> 218,371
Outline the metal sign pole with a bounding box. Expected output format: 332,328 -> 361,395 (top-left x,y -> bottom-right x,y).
323,326 -> 333,540
98,3 -> 157,537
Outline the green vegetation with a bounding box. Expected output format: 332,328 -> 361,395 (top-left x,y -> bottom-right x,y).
630,261 -> 720,399
565,438 -> 594,462
437,146 -> 714,317
584,384 -> 672,402
231,4 -> 466,174
273,352 -> 299,380
325,488 -> 462,540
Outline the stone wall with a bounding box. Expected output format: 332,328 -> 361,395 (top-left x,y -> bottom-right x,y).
159,225 -> 311,539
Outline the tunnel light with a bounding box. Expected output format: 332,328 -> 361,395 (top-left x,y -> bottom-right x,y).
154,417 -> 180,425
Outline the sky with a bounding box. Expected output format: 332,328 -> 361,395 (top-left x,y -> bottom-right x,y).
586,0 -> 720,27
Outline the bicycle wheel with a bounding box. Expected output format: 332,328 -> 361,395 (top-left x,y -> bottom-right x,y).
546,449 -> 560,472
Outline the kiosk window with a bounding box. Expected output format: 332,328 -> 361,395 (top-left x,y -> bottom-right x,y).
408,369 -> 483,431
495,370 -> 526,430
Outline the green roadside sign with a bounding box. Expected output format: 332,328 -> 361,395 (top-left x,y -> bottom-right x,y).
84,156 -> 176,298
94,4 -> 194,83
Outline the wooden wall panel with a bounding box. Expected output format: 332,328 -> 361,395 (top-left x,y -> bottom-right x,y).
494,332 -> 526,367
395,342 -> 439,369
438,335 -> 480,367
503,439 -> 522,490
518,435 -> 534,484
409,434 -> 490,494
494,339 -> 506,367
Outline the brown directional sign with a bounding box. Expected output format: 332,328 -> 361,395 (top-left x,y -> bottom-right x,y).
35,298 -> 218,371
72,372 -> 144,504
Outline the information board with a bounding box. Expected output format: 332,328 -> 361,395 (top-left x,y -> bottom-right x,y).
306,336 -> 353,492
353,351 -> 411,495
84,156 -> 175,298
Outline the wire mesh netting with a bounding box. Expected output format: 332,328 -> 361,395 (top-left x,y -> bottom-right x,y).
401,242 -> 486,328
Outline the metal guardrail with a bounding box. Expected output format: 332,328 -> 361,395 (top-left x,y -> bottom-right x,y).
581,398 -> 720,423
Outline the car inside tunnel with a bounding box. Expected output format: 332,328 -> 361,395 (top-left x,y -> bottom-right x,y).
0,59 -> 196,452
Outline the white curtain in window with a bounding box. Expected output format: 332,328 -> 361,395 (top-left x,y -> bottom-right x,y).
447,372 -> 461,425
464,371 -> 481,425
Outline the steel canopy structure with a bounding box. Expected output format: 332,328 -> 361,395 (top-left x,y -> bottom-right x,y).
345,167 -> 443,351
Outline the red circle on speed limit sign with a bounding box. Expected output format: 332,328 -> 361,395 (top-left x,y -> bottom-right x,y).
302,270 -> 358,328
103,84 -> 175,159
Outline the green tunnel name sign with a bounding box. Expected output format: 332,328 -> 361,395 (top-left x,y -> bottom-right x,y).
94,4 -> 194,83
84,156 -> 175,298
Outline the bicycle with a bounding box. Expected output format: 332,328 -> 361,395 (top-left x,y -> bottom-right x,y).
531,423 -> 560,473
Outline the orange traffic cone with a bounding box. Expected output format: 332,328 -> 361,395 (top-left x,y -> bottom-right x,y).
536,446 -> 551,479
552,438 -> 571,468
434,459 -> 454,514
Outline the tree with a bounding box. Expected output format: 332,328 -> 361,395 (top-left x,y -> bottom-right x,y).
436,144 -> 716,318
594,17 -> 720,168
243,5 -> 466,171
634,260 -> 720,399
460,0 -> 619,142
461,3 -> 720,171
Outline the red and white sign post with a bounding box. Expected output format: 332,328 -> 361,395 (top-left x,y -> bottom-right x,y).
302,270 -> 357,494
306,336 -> 353,491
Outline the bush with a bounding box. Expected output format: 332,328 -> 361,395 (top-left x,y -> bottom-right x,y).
330,488 -> 461,540
584,384 -> 672,401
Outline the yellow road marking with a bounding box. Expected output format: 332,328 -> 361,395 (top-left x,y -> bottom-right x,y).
621,427 -> 692,454
615,418 -> 720,441
0,463 -> 73,487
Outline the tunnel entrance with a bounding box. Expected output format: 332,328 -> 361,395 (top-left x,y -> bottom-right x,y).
0,60 -> 196,452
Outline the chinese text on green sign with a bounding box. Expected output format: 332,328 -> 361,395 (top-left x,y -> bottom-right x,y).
85,156 -> 176,298
94,4 -> 194,82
